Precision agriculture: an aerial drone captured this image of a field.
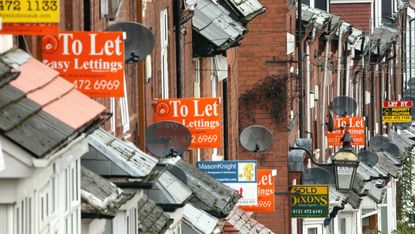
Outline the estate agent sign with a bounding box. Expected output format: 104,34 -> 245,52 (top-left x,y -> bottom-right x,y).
197,160 -> 257,206
382,101 -> 412,123
154,97 -> 221,148
291,185 -> 329,218
42,32 -> 125,97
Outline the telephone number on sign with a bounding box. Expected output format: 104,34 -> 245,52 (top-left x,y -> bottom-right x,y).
256,200 -> 272,208
74,79 -> 121,91
0,0 -> 58,12
191,135 -> 218,144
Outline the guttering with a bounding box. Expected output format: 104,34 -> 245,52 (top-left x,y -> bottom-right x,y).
297,2 -> 304,137
305,42 -> 311,138
174,0 -> 183,98
320,37 -> 330,162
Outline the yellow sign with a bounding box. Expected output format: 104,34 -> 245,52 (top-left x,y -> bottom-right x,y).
0,0 -> 60,23
382,101 -> 412,123
291,185 -> 329,218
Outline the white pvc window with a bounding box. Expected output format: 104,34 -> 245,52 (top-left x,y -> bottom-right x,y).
160,9 -> 169,98
303,0 -> 329,12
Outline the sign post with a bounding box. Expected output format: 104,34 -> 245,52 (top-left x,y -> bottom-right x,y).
291,185 -> 329,218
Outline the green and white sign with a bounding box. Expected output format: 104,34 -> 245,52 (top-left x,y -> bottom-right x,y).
291,185 -> 329,218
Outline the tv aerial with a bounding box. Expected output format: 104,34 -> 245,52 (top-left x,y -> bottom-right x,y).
368,135 -> 390,152
145,121 -> 191,158
329,96 -> 357,117
302,167 -> 332,185
105,22 -> 155,63
240,125 -> 273,152
357,150 -> 378,167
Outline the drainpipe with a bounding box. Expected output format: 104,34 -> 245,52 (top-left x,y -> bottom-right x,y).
361,36 -> 367,147
223,79 -> 229,160
378,44 -> 383,135
337,28 -> 343,96
385,47 -> 390,134
136,0 -> 146,149
370,59 -> 375,137
343,42 -> 350,96
321,37 -> 330,162
306,42 -> 311,138
409,18 -> 415,89
393,43 -> 397,99
174,0 -> 183,98
297,1 -> 304,137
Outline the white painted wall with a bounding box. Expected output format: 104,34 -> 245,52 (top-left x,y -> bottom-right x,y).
0,35 -> 13,53
0,135 -> 87,234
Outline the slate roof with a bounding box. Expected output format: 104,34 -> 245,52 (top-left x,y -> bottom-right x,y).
136,192 -> 172,234
193,0 -> 247,49
0,49 -> 106,158
182,203 -> 219,234
222,0 -> 266,22
84,128 -> 159,182
81,167 -> 133,218
224,206 -> 274,234
164,157 -> 240,218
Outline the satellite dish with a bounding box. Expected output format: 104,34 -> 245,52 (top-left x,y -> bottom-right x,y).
368,135 -> 390,152
358,150 -> 378,167
105,22 -> 155,63
145,121 -> 191,158
240,125 -> 273,152
329,96 -> 357,116
302,167 -> 331,185
385,143 -> 402,160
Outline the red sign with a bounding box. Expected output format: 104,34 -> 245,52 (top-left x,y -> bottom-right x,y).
42,32 -> 125,97
153,98 -> 222,148
327,117 -> 365,146
240,169 -> 275,213
383,101 -> 413,107
0,23 -> 59,35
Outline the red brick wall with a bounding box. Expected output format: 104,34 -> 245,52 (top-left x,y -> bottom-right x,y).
331,3 -> 371,32
232,1 -> 296,232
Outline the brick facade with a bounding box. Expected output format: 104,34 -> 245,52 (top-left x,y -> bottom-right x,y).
331,3 -> 372,32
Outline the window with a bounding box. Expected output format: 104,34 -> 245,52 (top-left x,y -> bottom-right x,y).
160,9 -> 169,98
100,0 -> 122,19
375,0 -> 396,27
303,0 -> 328,12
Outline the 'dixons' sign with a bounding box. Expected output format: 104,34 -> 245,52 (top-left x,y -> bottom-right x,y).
154,98 -> 221,148
42,32 -> 125,97
240,169 -> 276,213
326,117 -> 365,146
382,101 -> 412,123
291,185 -> 329,218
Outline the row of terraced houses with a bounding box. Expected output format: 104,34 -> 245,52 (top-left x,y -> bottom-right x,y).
2,0 -> 415,234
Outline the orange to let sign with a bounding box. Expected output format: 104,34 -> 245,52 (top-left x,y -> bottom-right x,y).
42,32 -> 125,97
153,98 -> 222,148
240,169 -> 275,213
327,117 -> 365,146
